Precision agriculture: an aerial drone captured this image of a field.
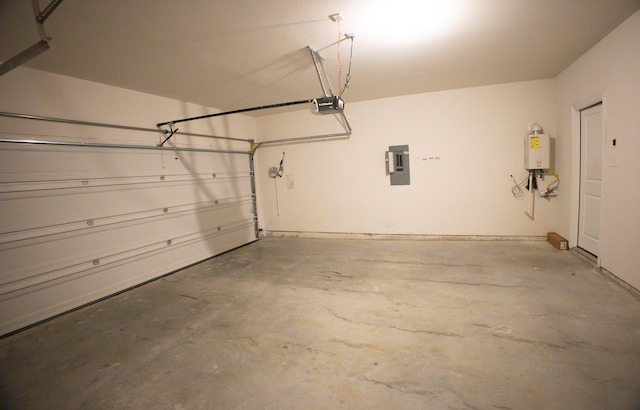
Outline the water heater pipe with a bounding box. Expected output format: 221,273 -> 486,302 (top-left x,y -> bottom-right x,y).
525,171 -> 535,220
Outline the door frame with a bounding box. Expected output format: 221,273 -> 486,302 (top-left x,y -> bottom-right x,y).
570,91 -> 606,266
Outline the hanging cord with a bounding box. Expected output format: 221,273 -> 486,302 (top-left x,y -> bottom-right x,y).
337,18 -> 342,95
338,36 -> 353,97
159,124 -> 180,165
510,174 -> 528,199
274,177 -> 280,216
167,127 -> 179,160
273,152 -> 285,216
171,137 -> 179,160
339,36 -> 354,97
333,15 -> 354,97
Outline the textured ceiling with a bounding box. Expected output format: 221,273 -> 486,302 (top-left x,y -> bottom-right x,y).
1,0 -> 639,115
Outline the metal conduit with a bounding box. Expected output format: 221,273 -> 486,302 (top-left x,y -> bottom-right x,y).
254,132 -> 350,149
253,111 -> 352,150
0,138 -> 251,155
0,111 -> 252,143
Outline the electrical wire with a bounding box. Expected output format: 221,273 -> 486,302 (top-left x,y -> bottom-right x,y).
510,170 -> 559,199
510,174 -> 528,199
278,152 -> 285,177
277,152 -> 285,177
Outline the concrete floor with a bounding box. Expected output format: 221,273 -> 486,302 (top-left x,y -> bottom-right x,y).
1,237 -> 639,409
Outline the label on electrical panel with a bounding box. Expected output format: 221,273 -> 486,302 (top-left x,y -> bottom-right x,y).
530,136 -> 540,149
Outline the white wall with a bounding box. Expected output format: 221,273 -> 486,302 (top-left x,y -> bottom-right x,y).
0,67 -> 255,147
255,79 -> 558,237
556,10 -> 640,289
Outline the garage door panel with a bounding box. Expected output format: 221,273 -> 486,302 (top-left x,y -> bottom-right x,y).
0,145 -> 251,181
0,141 -> 257,335
0,223 -> 257,335
1,202 -> 255,287
1,176 -> 253,233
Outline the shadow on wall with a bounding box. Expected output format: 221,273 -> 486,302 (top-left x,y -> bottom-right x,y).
176,101 -> 255,254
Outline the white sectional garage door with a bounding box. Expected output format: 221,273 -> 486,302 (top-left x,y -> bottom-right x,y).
0,140 -> 258,335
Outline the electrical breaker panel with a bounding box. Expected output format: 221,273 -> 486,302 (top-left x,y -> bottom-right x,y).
386,145 -> 410,185
525,134 -> 550,170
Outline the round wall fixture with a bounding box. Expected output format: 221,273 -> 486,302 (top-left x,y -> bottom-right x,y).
527,122 -> 543,134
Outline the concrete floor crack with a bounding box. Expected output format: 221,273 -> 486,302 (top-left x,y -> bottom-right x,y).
325,308 -> 462,337
318,270 -> 354,279
389,325 -> 463,337
491,333 -> 566,349
414,278 -> 540,289
358,375 -> 435,397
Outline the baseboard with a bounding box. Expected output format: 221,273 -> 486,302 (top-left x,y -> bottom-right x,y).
599,267 -> 640,299
261,230 -> 546,242
571,248 -> 640,299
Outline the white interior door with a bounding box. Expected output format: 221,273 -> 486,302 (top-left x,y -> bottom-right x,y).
578,103 -> 603,257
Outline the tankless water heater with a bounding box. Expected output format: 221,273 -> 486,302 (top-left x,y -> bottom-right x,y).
525,133 -> 550,170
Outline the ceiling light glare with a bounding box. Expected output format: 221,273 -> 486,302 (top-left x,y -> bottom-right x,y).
358,0 -> 466,47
